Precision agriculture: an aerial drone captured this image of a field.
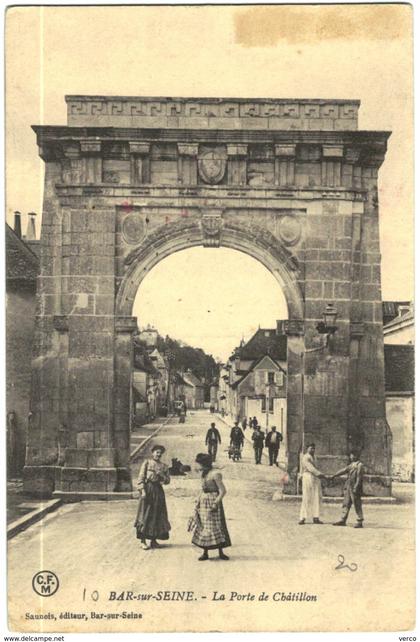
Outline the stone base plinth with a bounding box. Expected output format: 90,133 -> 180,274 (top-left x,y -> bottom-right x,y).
52,491 -> 134,502
23,465 -> 58,498
55,467 -> 118,493
283,472 -> 392,497
23,465 -> 133,498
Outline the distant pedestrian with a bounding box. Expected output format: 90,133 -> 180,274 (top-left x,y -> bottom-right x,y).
229,422 -> 244,461
251,416 -> 258,429
332,451 -> 365,528
241,417 -> 247,431
190,453 -> 231,561
205,422 -> 221,462
252,425 -> 265,464
265,426 -> 283,466
134,445 -> 171,549
298,443 -> 325,525
248,416 -> 253,429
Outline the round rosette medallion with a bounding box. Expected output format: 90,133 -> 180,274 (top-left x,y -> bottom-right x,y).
122,213 -> 146,245
277,215 -> 301,246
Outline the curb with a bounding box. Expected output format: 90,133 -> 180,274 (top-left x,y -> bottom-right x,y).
7,499 -> 62,539
130,417 -> 172,462
217,415 -> 398,505
272,494 -> 398,505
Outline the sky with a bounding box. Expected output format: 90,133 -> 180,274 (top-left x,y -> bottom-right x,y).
134,247 -> 288,360
5,4 -> 413,361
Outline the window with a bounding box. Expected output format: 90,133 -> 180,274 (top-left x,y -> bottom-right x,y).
269,397 -> 274,413
261,398 -> 266,412
267,372 -> 275,384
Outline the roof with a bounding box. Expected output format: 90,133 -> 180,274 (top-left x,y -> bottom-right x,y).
384,345 -> 414,394
239,328 -> 287,361
383,308 -> 414,332
180,371 -> 204,388
382,301 -> 412,325
5,224 -> 39,282
231,354 -> 286,390
133,347 -> 160,377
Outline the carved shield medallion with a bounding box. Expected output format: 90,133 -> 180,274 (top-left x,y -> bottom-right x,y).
198,150 -> 227,184
122,213 -> 146,245
277,214 -> 301,246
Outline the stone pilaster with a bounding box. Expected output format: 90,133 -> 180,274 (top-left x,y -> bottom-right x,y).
177,143 -> 198,185
23,158 -> 63,497
227,144 -> 247,185
129,142 -> 151,184
275,144 -> 296,186
321,144 -> 343,187
114,316 -> 138,491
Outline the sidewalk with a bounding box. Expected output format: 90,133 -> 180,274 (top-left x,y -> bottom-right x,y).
7,416 -> 171,539
7,479 -> 62,539
130,415 -> 172,461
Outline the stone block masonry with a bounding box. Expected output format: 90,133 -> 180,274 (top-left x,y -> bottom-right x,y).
24,96 -> 391,498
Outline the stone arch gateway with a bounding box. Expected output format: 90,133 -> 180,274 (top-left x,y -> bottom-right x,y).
25,96 -> 392,498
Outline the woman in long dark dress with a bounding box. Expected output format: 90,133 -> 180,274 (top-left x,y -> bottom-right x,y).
191,453 -> 231,561
134,445 -> 171,550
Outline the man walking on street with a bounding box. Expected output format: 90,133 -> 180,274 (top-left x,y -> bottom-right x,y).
205,422 -> 221,462
331,451 -> 365,528
252,425 -> 265,464
265,426 -> 283,466
230,421 -> 245,461
299,443 -> 325,525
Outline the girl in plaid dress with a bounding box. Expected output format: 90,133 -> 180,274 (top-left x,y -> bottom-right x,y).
192,453 -> 231,561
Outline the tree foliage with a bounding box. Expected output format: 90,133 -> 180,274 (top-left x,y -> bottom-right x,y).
156,334 -> 218,384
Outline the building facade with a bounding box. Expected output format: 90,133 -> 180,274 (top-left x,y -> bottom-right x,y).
6,217 -> 40,478
383,302 -> 414,482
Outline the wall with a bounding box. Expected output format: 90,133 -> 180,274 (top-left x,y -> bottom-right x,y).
6,285 -> 37,477
384,324 -> 414,345
386,395 -> 414,481
246,398 -> 287,439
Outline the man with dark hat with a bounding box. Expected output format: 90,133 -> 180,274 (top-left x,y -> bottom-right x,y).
229,421 -> 245,461
252,424 -> 265,464
264,425 -> 283,466
205,422 -> 222,462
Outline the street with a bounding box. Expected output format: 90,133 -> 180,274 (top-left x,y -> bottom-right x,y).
8,411 -> 415,632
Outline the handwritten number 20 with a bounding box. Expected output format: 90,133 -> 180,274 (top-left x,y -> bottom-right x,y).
82,588 -> 99,601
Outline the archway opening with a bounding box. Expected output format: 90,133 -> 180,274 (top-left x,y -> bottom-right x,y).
128,245 -> 290,470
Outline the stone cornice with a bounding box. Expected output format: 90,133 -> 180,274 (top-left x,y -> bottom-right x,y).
32,125 -> 391,146
66,95 -> 361,106
33,127 -> 390,169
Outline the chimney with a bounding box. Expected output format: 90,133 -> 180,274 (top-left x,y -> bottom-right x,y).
14,211 -> 22,238
26,212 -> 37,241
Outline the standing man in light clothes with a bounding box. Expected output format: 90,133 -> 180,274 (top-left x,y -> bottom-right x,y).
298,443 -> 326,525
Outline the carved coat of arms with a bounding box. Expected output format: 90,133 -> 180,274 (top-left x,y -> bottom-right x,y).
198,150 -> 227,184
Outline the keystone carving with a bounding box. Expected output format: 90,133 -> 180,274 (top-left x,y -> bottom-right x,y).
201,210 -> 224,247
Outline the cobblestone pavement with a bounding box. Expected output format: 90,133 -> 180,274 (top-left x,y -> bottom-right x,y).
7,411 -> 415,633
